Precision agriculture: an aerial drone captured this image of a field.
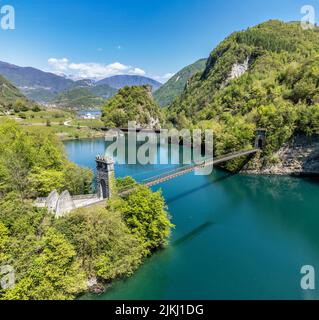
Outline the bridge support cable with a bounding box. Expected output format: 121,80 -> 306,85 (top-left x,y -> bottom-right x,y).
118,148 -> 259,195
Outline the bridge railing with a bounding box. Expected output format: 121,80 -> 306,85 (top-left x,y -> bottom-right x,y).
141,166 -> 189,185
141,160 -> 211,185
118,148 -> 258,193
72,194 -> 99,201
212,148 -> 258,165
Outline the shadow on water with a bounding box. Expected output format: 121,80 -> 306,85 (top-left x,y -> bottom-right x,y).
166,171 -> 236,204
172,221 -> 214,247
166,154 -> 254,204
299,175 -> 319,186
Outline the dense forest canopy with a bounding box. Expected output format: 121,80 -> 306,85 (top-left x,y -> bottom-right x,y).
0,120 -> 93,198
0,121 -> 173,300
167,20 -> 319,166
102,85 -> 162,128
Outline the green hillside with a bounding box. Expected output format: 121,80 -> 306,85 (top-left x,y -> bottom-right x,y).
23,88 -> 57,103
51,83 -> 117,109
102,85 -> 162,128
51,87 -> 106,109
89,84 -> 117,99
0,75 -> 33,112
154,59 -> 207,107
167,20 -> 319,168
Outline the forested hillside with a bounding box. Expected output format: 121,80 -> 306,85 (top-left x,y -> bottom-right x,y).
51,87 -> 106,109
0,121 -> 172,300
51,82 -> 117,109
102,85 -> 162,128
154,59 -> 207,107
167,20 -> 319,168
0,75 -> 39,113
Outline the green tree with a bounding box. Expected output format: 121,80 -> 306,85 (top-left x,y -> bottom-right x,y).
0,223 -> 10,263
29,169 -> 66,197
0,120 -> 93,198
1,229 -> 86,301
120,186 -> 174,255
54,208 -> 144,282
63,163 -> 93,195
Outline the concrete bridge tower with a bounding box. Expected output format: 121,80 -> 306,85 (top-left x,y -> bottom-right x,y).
96,155 -> 115,199
255,129 -> 267,150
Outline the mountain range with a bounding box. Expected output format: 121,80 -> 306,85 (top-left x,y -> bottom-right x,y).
0,58 -> 210,110
0,61 -> 162,108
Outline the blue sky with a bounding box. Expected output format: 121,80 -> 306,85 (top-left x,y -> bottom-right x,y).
0,0 -> 315,82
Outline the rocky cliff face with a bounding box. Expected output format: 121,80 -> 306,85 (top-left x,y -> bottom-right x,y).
229,57 -> 249,80
247,134 -> 319,175
221,57 -> 250,88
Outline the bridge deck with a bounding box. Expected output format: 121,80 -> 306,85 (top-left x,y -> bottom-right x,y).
119,148 -> 259,195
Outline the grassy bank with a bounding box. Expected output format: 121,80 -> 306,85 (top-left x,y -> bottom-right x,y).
0,109 -> 106,141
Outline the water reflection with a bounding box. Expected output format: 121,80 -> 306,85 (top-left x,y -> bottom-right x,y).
220,174 -> 319,255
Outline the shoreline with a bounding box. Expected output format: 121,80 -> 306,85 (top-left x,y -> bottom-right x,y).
241,170 -> 319,178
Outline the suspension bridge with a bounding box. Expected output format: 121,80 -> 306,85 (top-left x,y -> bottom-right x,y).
36,129 -> 266,216
118,148 -> 259,196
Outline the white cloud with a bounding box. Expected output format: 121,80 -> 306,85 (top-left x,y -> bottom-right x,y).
129,68 -> 146,76
48,58 -> 69,71
48,58 -> 147,80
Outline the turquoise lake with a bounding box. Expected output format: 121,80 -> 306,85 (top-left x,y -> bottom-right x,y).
64,138 -> 319,300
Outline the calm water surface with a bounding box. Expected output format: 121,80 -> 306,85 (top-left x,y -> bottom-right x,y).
64,138 -> 319,300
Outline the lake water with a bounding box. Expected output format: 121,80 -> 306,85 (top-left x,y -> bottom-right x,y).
64,138 -> 319,300
76,110 -> 102,118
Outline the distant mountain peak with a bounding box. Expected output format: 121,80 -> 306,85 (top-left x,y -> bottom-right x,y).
97,75 -> 162,91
